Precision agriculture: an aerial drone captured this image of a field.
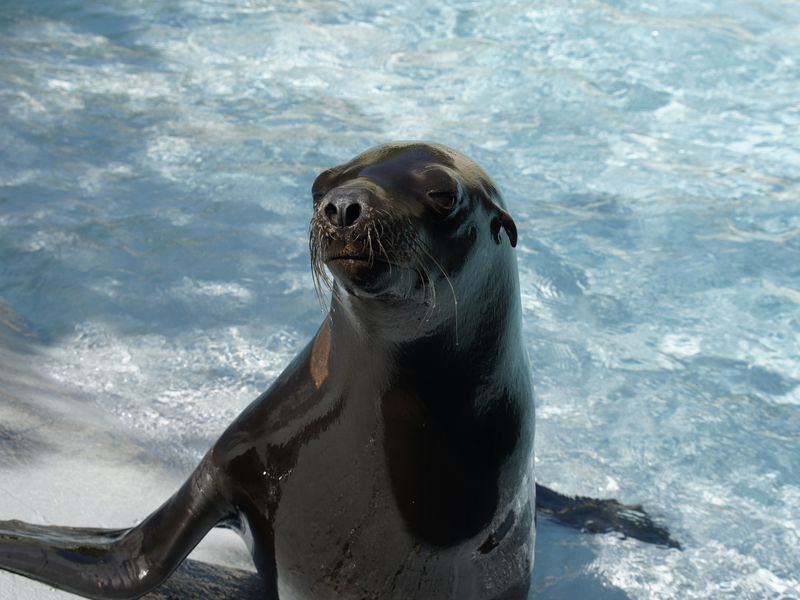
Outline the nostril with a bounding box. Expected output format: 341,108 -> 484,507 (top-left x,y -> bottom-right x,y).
324,202 -> 338,225
343,202 -> 361,227
322,190 -> 368,228
324,199 -> 362,227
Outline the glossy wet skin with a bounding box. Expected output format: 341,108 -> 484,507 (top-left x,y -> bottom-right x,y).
0,142 -> 535,600
212,143 -> 535,598
309,143 -> 518,334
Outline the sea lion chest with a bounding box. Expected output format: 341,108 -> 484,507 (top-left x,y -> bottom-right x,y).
219,345 -> 518,599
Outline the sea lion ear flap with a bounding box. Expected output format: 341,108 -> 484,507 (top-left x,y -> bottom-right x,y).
491,207 -> 518,248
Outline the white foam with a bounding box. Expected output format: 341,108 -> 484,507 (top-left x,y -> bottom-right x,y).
171,277 -> 255,303
660,333 -> 702,359
78,163 -> 134,196
21,231 -> 80,253
145,136 -> 198,182
42,320 -> 302,463
762,279 -> 800,305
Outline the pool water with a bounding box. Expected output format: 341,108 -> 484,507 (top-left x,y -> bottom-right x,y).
1,1 -> 799,598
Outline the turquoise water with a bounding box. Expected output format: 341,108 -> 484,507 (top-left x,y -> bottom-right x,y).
1,1 -> 799,598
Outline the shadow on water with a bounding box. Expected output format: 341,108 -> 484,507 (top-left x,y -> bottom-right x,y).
143,560 -> 265,600
531,519 -> 631,600
0,423 -> 55,471
0,315 -> 266,597
0,304 -> 202,473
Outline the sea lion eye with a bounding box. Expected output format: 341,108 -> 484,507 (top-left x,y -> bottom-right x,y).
420,166 -> 458,213
426,190 -> 458,212
312,191 -> 325,205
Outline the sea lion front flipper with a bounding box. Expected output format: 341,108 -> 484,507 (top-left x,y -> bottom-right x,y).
0,455 -> 235,599
534,483 -> 681,549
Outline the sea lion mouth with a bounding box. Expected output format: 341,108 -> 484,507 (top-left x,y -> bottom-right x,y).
326,253 -> 396,267
307,193 -> 447,307
327,255 -> 371,263
324,252 -> 392,281
310,215 -> 423,300
321,239 -> 389,267
311,206 -> 409,266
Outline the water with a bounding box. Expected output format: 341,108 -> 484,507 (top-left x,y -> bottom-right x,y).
1,1 -> 799,598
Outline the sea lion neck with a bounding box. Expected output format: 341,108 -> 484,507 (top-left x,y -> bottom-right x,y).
325,282 -> 516,383
323,296 -> 397,386
327,284 -> 436,342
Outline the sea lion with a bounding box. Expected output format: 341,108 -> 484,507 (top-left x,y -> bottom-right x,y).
0,142 -> 676,600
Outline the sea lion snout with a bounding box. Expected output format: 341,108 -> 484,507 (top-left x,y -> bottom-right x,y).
309,181 -> 407,296
321,187 -> 368,229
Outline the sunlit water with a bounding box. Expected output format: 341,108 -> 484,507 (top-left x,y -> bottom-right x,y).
1,1 -> 799,598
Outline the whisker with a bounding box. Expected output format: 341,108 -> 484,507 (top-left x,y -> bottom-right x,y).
366,226 -> 374,267
373,222 -> 393,279
309,218 -> 336,312
413,237 -> 459,345
310,210 -> 450,332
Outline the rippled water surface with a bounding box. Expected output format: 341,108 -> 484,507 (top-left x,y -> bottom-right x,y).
1,1 -> 799,598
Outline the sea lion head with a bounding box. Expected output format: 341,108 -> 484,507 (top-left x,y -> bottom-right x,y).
309,141 -> 517,330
